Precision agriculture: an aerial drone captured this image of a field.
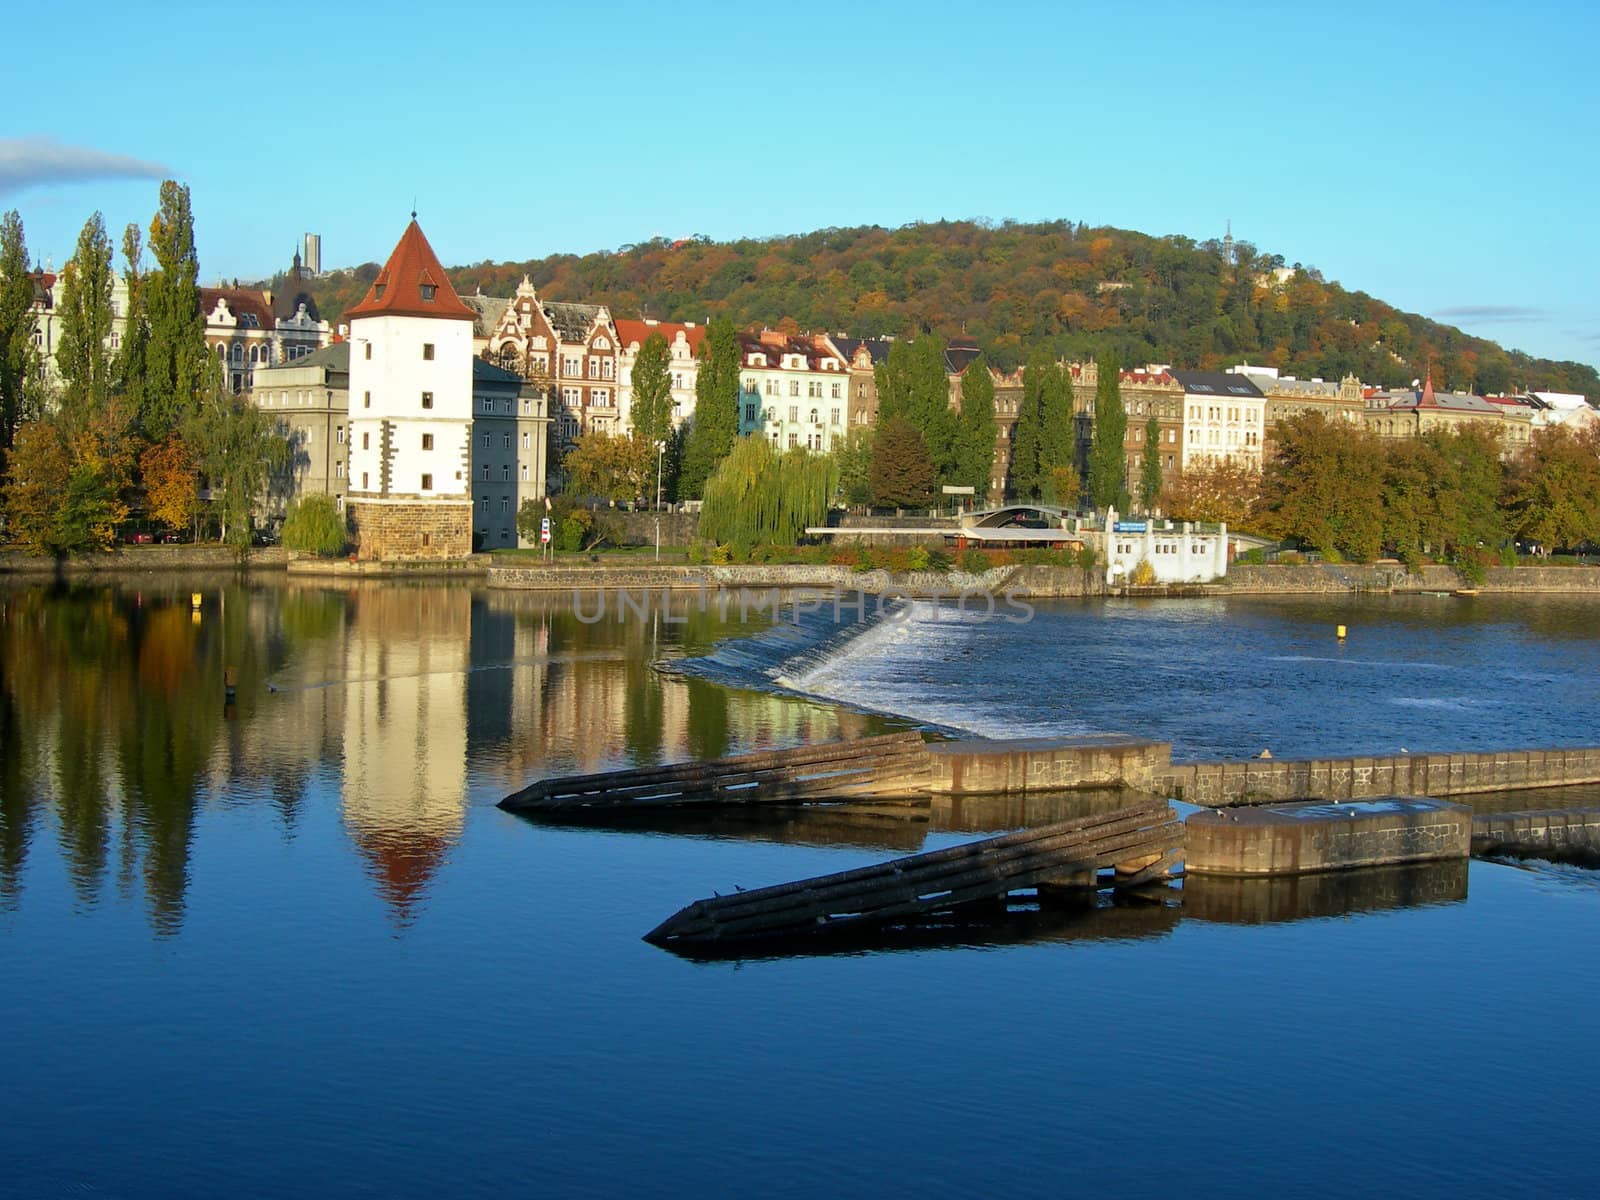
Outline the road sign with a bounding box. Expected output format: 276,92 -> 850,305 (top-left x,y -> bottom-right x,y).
941,485 -> 976,495
540,517 -> 551,545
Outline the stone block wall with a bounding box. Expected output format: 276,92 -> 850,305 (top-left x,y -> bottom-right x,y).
1185,797 -> 1473,875
926,736 -> 1172,796
1225,563 -> 1600,594
348,499 -> 472,561
1164,746 -> 1600,806
1471,808 -> 1600,858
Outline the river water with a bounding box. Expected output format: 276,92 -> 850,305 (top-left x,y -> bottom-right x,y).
1,578 -> 1596,1197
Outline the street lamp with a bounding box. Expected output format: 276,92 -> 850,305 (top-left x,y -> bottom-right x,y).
654,437 -> 665,561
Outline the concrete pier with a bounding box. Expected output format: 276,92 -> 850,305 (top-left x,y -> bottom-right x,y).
1183,858 -> 1469,923
925,735 -> 1168,796
1471,808 -> 1600,862
1185,796 -> 1472,876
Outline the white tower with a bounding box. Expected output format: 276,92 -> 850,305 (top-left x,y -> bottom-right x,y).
345,218 -> 477,560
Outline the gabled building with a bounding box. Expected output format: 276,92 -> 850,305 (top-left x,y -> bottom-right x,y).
823,335 -> 893,430
736,331 -> 850,452
484,277 -> 618,445
614,317 -> 704,434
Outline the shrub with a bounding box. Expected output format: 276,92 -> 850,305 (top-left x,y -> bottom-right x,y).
281,495 -> 347,557
1075,544 -> 1098,570
905,545 -> 930,572
1237,547 -> 1265,566
960,548 -> 989,575
1130,558 -> 1158,586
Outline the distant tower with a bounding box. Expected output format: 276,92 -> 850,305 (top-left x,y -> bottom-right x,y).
303,232 -> 322,275
345,218 -> 477,560
1222,220 -> 1235,267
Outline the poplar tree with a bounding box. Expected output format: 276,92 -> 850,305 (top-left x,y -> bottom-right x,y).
56,213 -> 117,415
142,182 -> 208,441
1087,351 -> 1128,511
0,210 -> 36,451
113,223 -> 150,420
679,317 -> 741,499
1038,357 -> 1075,501
1009,348 -> 1050,501
953,356 -> 997,498
1139,415 -> 1163,512
628,332 -> 672,445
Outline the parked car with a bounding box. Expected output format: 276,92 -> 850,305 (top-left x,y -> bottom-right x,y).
125,531 -> 155,544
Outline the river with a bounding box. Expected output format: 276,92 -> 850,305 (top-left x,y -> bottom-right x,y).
1,577 -> 1596,1197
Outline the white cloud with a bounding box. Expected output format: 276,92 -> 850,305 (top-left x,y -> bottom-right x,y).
0,137 -> 172,196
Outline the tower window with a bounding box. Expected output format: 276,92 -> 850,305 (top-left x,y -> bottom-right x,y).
364,344 -> 372,360
421,473 -> 433,491
422,434 -> 434,450
373,285 -> 386,299
363,391 -> 371,408
423,343 -> 435,360
421,391 -> 433,409
420,284 -> 436,301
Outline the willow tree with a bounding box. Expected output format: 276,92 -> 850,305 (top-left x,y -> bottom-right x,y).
700,435 -> 837,557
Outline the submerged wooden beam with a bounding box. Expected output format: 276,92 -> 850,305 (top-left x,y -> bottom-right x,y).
500,731 -> 931,813
643,801 -> 1182,948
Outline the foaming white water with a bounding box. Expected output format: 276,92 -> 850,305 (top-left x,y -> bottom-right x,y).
781,601 -> 1097,738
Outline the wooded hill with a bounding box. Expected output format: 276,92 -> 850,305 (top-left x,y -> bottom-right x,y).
282,219 -> 1597,397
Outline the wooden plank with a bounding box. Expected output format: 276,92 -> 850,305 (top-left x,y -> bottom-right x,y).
501,731 -> 931,813
644,805 -> 1181,946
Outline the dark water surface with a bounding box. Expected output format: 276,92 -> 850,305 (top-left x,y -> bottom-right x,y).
1,580 -> 1597,1198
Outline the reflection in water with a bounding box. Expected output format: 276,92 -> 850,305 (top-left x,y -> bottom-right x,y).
932,787 -> 1157,834
0,579 -> 880,928
1182,858 -> 1469,924
342,588 -> 470,924
668,893 -> 1183,963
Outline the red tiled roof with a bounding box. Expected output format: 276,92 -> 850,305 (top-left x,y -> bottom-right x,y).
200,287 -> 275,330
614,317 -> 706,355
345,219 -> 475,323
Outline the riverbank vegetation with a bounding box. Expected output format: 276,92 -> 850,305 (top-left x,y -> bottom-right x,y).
0,190 -> 287,555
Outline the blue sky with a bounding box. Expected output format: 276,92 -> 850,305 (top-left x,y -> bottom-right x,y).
6,0 -> 1597,371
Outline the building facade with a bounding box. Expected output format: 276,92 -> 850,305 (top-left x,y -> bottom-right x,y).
736,331 -> 850,452
614,318 -> 704,434
1170,369 -> 1267,471
484,277 -> 618,446
252,341 -> 351,523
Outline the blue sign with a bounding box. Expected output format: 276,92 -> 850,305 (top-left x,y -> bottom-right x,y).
1113,521 -> 1147,533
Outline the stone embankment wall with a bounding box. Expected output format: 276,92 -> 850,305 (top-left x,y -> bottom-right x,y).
0,546 -> 291,575
1226,563 -> 1600,594
1165,746 -> 1600,806
609,512 -> 959,548
287,555 -> 491,578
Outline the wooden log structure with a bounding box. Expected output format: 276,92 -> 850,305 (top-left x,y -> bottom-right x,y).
643,801 -> 1182,949
499,731 -> 932,815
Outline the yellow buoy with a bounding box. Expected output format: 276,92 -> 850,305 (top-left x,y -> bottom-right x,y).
191,592 -> 203,609
1336,624 -> 1347,640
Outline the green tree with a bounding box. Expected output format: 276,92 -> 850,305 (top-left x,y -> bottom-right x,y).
953,357 -> 997,499
870,416 -> 937,509
1138,415 -> 1163,512
700,435 -> 837,556
1037,355 -> 1074,502
1257,413 -> 1383,560
678,317 -> 741,498
562,429 -> 655,504
1087,352 -> 1128,511
1504,425 -> 1600,552
3,399 -> 135,555
113,223 -> 150,420
281,494 -> 347,556
0,210 -> 36,452
832,425 -> 874,508
56,213 -> 117,414
1010,350 -> 1047,501
142,182 -> 209,441
628,332 -> 673,445
184,383 -> 287,548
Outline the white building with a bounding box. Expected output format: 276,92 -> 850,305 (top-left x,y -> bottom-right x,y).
1171,369 -> 1266,471
1102,509 -> 1231,584
614,317 -> 703,433
736,330 -> 849,452
345,218 -> 479,560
